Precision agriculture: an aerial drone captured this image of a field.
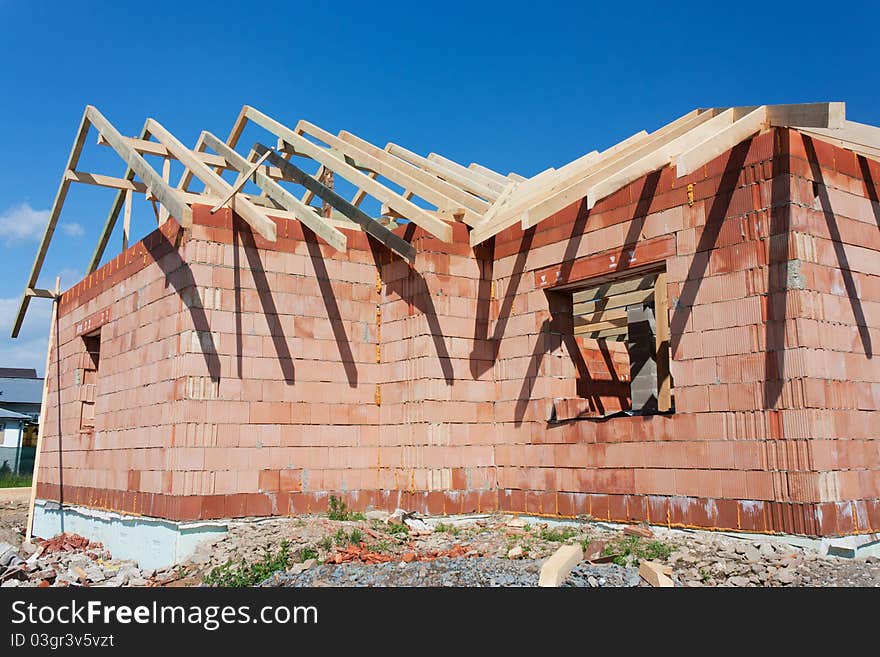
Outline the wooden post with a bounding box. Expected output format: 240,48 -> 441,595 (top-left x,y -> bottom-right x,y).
121,188 -> 132,251
159,158 -> 170,225
25,276 -> 60,543
654,272 -> 671,412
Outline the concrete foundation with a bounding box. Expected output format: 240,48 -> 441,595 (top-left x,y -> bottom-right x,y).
32,500 -> 227,569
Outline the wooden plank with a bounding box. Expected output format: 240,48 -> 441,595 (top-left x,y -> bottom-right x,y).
639,561 -> 674,587
467,162 -> 509,185
386,143 -> 499,201
25,277 -> 58,543
573,314 -> 628,334
88,123 -> 151,274
209,148 -> 272,213
12,109 -> 90,339
145,118 -> 276,241
65,170 -> 148,193
487,121 -> 691,239
469,109 -> 713,245
676,106 -> 769,176
572,273 -> 658,303
254,144 -> 417,263
97,133 -> 229,168
578,325 -> 628,340
300,121 -> 483,225
243,107 -> 452,243
574,317 -> 627,335
766,101 -> 845,129
121,189 -> 132,251
794,127 -> 880,162
338,129 -> 490,215
202,133 -> 346,252
585,108 -> 739,210
797,120 -> 880,151
158,158 -> 171,225
25,288 -> 56,299
654,272 -> 671,412
574,305 -> 628,325
89,108 -> 192,227
427,152 -> 507,193
572,287 -> 655,315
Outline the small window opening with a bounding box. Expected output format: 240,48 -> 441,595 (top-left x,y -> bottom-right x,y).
79,331 -> 101,430
551,268 -> 673,421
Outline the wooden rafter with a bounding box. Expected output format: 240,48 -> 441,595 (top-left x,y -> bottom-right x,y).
241,106 -> 453,243
298,121 -> 482,226
201,132 -> 346,251
254,144 -> 416,263
12,100 -> 860,343
145,118 -> 277,242
469,101 -> 847,246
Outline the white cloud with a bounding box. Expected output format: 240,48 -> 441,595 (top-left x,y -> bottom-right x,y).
0,202 -> 49,245
0,336 -> 49,374
61,222 -> 85,238
0,296 -> 52,375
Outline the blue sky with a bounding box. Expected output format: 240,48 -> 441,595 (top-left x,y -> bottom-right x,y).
0,0 -> 878,373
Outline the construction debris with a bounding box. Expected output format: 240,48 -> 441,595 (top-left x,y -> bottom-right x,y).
538,544 -> 584,587
639,561 -> 675,587
624,525 -> 655,539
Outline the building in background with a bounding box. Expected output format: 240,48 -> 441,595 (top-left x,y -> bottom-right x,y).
0,367 -> 43,476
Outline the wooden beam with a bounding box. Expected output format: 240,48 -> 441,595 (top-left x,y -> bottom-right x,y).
574,306 -> 629,328
338,128 -> 491,215
794,127 -> 880,162
766,102 -> 845,129
468,110 -> 712,245
88,107 -> 192,227
25,287 -> 57,299
12,108 -> 91,339
242,107 -> 452,243
427,152 -> 506,194
97,132 -> 230,168
574,316 -> 629,335
145,118 -> 276,242
654,272 -> 671,412
65,170 -> 148,193
490,128 -> 657,237
675,106 -> 769,176
572,274 -> 658,303
585,108 -> 739,210
299,121 -> 482,225
255,143 -> 416,263
577,325 -> 628,340
65,169 -> 346,227
386,143 -> 499,202
796,119 -> 880,152
467,162 -> 509,185
573,287 -> 655,315
88,123 -> 151,274
121,189 -> 132,251
159,158 -> 171,224
209,148 -> 272,213
202,133 -> 346,252
25,277 -> 59,542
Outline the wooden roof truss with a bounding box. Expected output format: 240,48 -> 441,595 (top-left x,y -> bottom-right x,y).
12,101 -> 872,339
11,104 -> 519,337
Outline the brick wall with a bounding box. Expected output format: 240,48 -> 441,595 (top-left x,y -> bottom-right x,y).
35,128 -> 880,535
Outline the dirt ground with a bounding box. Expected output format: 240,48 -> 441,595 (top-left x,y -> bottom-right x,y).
0,499 -> 27,548
2,499 -> 879,587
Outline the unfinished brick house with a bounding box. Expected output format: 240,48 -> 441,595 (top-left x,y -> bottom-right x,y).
13,102 -> 880,561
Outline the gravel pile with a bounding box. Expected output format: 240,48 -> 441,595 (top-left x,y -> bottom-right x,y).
263,557 -> 542,587
564,563 -> 642,587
